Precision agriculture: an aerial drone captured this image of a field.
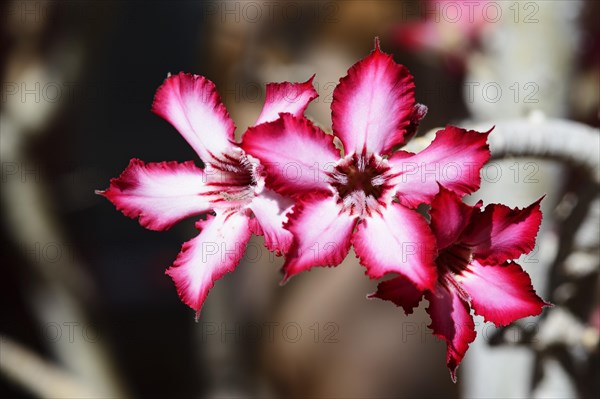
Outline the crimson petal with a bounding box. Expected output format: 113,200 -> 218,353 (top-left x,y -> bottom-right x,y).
152,72 -> 236,163
369,276 -> 424,315
426,284 -> 476,382
282,194 -> 357,282
430,187 -> 476,250
242,113 -> 339,196
460,198 -> 544,264
166,211 -> 251,316
98,159 -> 212,231
456,260 -> 548,326
332,38 -> 415,155
248,189 -> 294,254
352,202 -> 437,290
390,126 -> 491,208
255,76 -> 318,125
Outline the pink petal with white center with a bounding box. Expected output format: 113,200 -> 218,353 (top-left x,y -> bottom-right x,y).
456,260 -> 548,327
248,188 -> 294,254
429,187 -> 475,250
152,72 -> 236,163
282,194 -> 357,282
254,76 -> 318,125
242,113 -> 340,196
165,211 -> 251,315
331,39 -> 415,156
461,198 -> 544,264
368,276 -> 424,315
389,126 -> 491,208
426,284 -> 476,382
98,159 -> 212,231
352,202 -> 437,290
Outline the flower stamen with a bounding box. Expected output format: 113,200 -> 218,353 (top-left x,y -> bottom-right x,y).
328,153 -> 392,216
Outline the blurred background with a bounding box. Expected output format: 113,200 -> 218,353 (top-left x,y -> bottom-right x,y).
1,1 -> 598,398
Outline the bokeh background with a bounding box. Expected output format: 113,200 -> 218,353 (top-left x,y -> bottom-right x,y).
1,1 -> 598,398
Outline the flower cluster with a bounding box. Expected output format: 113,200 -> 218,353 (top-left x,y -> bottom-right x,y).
98,39 -> 548,380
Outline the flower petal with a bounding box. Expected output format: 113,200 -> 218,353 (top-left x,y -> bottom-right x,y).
98,159 -> 212,231
456,260 -> 548,327
352,202 -> 437,290
254,76 -> 318,125
389,126 -> 491,208
460,198 -> 543,264
368,276 -> 424,315
426,284 -> 476,382
152,72 -> 236,163
165,211 -> 251,315
242,113 -> 339,196
248,188 -> 294,254
430,187 -> 476,250
331,38 -> 415,155
282,194 -> 357,282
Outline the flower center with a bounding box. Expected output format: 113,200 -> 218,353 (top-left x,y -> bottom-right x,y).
328,153 -> 392,216
438,243 -> 473,275
437,243 -> 474,301
205,150 -> 262,206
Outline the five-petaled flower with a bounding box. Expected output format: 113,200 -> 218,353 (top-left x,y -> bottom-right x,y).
98,72 -> 318,316
370,187 -> 549,380
242,39 -> 491,290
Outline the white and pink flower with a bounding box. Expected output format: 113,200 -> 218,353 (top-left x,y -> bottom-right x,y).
242,40 -> 491,290
98,72 -> 318,315
370,187 -> 549,380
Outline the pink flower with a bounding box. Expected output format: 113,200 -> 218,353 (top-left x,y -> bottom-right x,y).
98,72 -> 318,315
242,39 -> 491,289
370,187 -> 549,380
